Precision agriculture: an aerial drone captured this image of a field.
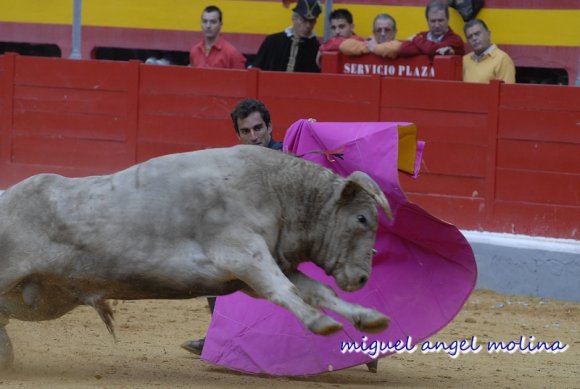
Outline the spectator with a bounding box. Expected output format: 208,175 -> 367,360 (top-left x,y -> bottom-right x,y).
252,0 -> 322,72
319,9 -> 363,53
399,0 -> 465,57
180,98 -> 282,356
462,19 -> 515,83
189,5 -> 246,69
339,13 -> 402,59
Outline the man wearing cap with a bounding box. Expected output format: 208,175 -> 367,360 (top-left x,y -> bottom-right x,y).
252,0 -> 322,72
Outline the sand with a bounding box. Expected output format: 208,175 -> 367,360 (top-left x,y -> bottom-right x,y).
1,289 -> 578,388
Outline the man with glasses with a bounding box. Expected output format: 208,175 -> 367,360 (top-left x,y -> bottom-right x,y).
251,0 -> 322,72
339,13 -> 402,59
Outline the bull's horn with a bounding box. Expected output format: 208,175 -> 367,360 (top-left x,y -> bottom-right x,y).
348,171 -> 393,220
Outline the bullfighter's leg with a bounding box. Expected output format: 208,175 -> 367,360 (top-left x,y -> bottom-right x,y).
0,315 -> 14,370
210,237 -> 342,335
288,271 -> 390,333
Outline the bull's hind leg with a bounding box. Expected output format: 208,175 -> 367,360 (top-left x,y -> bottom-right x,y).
0,316 -> 14,370
288,271 -> 390,333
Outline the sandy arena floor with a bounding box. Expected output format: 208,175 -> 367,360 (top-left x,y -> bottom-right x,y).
2,289 -> 578,388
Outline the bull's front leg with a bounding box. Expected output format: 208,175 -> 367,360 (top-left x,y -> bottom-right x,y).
288,271 -> 390,333
209,237 -> 342,335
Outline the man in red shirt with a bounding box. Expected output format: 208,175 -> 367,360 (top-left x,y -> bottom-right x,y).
399,0 -> 464,58
189,6 -> 246,69
319,9 -> 363,53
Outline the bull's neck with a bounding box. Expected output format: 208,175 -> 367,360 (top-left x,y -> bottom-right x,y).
268,166 -> 337,269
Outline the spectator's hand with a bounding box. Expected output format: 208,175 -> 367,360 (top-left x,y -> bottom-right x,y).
367,37 -> 378,53
435,46 -> 455,55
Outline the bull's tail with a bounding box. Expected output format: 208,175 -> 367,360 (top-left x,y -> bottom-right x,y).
86,297 -> 116,341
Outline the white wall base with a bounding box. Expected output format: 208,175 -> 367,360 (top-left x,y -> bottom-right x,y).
463,230 -> 580,302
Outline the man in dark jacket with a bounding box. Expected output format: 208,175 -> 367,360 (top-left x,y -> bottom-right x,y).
252,0 -> 322,72
180,97 -> 282,356
180,97 -> 382,373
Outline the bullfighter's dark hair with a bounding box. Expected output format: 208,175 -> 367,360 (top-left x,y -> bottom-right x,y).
203,5 -> 222,22
425,0 -> 449,19
463,18 -> 489,34
329,9 -> 353,24
230,98 -> 272,135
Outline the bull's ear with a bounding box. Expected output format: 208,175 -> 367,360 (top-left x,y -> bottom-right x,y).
344,172 -> 393,220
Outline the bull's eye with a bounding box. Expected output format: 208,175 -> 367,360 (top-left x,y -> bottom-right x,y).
357,215 -> 367,224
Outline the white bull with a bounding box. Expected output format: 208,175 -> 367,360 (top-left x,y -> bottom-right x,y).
0,145 -> 391,369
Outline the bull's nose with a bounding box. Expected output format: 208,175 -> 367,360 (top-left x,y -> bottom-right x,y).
358,275 -> 368,287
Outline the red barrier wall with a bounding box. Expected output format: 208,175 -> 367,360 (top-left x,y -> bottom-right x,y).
0,54 -> 579,239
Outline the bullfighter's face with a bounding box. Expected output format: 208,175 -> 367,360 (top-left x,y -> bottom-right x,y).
236,111 -> 273,147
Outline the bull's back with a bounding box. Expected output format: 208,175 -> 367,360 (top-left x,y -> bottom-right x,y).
0,147 -> 288,258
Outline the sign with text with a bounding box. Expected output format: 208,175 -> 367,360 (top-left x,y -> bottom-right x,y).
321,52 -> 462,81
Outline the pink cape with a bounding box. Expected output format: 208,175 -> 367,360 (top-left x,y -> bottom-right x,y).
201,120 -> 477,376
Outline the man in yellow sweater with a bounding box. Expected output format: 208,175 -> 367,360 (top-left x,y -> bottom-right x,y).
463,19 -> 515,83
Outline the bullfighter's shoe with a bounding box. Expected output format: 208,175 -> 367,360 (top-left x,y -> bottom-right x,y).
180,338 -> 205,355
366,360 -> 378,373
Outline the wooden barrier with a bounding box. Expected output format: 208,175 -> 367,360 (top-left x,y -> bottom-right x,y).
137,65 -> 257,161
0,54 -> 578,239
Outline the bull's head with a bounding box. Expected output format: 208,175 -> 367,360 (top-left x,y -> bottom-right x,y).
318,171 -> 392,292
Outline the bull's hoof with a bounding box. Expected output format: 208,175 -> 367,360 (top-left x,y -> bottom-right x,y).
309,315 -> 343,336
0,358 -> 13,371
0,349 -> 14,371
0,331 -> 14,370
354,311 -> 390,333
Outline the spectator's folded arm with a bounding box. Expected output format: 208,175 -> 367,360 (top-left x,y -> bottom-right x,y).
373,40 -> 402,59
339,39 -> 370,56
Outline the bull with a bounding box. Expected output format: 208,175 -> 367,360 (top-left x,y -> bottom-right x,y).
0,145 -> 391,369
